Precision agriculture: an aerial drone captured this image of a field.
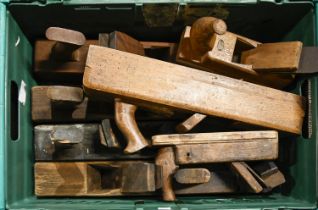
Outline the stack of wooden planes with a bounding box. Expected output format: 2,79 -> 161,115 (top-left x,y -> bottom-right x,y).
33,17 -> 307,201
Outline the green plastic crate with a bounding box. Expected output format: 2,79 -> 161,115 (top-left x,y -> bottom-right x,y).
0,1 -> 318,209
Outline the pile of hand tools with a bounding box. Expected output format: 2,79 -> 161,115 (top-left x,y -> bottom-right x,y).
33,16 -> 311,201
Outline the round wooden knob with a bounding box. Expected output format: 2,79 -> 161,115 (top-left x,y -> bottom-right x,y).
212,19 -> 227,35
190,17 -> 228,56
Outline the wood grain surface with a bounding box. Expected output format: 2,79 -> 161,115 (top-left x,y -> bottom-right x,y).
35,161 -> 156,196
83,45 -> 304,134
152,130 -> 278,145
173,134 -> 278,164
176,26 -> 294,89
242,42 -> 302,72
155,147 -> 178,201
121,162 -> 156,193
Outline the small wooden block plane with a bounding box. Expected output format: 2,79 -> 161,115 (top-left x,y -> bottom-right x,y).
152,131 -> 279,164
176,17 -> 301,89
83,45 -> 304,140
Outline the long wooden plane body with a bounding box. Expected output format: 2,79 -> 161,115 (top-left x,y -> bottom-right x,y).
35,162 -> 237,196
83,45 -> 304,134
152,131 -> 278,164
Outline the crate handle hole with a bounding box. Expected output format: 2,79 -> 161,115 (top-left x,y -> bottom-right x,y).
15,36 -> 20,47
10,81 -> 19,141
300,79 -> 312,139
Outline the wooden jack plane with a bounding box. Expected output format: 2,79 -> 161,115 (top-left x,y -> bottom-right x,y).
176,17 -> 318,89
35,161 -> 237,197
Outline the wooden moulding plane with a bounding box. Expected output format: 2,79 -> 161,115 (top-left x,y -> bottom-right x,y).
83,45 -> 304,154
176,17 -> 302,89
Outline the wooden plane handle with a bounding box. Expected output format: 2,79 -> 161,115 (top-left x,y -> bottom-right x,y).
46,27 -> 86,61
155,147 -> 178,201
115,98 -> 149,154
176,113 -> 207,133
190,17 -> 227,55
